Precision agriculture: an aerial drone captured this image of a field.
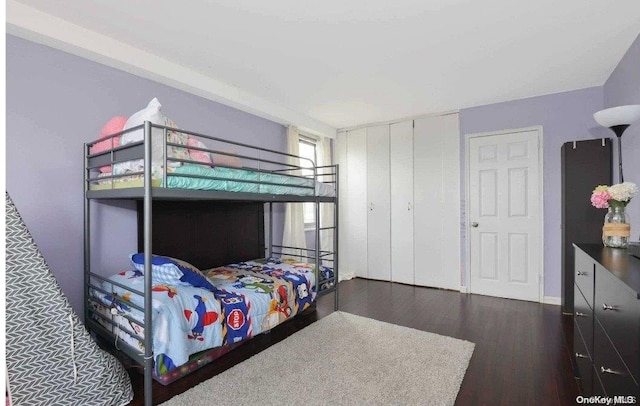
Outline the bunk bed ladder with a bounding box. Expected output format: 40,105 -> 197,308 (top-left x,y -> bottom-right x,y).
317,165 -> 339,311
315,197 -> 321,305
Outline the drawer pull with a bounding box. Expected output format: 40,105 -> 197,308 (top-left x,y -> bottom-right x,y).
602,303 -> 617,311
575,312 -> 588,317
577,271 -> 588,276
600,366 -> 622,375
575,352 -> 588,359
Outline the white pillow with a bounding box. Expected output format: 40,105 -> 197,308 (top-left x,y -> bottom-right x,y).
121,97 -> 164,143
121,98 -> 167,166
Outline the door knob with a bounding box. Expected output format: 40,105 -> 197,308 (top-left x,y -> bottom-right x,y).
471,222 -> 479,228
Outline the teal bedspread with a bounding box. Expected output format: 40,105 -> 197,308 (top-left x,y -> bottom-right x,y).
167,164 -> 320,196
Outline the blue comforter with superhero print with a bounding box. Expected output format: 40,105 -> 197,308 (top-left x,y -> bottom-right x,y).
90,257 -> 333,378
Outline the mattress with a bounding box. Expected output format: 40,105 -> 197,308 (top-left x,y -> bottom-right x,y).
90,164 -> 336,197
89,257 -> 334,383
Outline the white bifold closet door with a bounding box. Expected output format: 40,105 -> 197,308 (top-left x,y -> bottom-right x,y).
339,115 -> 459,287
343,128 -> 368,278
390,120 -> 414,284
413,114 -> 461,290
337,126 -> 391,280
366,125 -> 391,281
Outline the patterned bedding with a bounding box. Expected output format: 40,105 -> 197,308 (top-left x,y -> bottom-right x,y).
90,164 -> 336,197
89,257 -> 334,380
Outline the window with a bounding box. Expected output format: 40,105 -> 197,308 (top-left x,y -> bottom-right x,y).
298,138 -> 317,226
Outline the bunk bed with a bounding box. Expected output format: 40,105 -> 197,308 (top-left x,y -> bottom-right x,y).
84,120 -> 339,406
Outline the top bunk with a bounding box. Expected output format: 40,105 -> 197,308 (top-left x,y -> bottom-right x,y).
85,120 -> 337,203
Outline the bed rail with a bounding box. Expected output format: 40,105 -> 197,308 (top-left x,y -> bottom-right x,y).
84,122 -> 335,201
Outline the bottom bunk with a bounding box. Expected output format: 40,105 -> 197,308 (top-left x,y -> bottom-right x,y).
87,255 -> 335,385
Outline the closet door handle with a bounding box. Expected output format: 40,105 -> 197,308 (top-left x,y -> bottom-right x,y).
602,303 -> 617,311
407,202 -> 412,211
369,202 -> 374,211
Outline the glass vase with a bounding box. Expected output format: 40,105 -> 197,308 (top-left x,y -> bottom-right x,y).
602,205 -> 630,248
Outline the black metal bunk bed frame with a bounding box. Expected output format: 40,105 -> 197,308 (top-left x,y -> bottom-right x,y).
84,121 -> 339,406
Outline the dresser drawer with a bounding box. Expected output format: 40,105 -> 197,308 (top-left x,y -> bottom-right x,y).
575,248 -> 595,308
593,320 -> 639,396
574,284 -> 594,352
595,263 -> 640,384
574,319 -> 593,394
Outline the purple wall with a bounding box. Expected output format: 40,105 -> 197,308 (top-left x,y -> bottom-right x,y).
603,33 -> 640,240
459,87 -> 606,298
6,35 -> 287,316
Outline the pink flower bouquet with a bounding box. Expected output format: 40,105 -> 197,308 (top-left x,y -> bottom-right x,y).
590,182 -> 638,209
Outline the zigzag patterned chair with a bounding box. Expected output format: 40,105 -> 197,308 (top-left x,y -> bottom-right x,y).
5,193 -> 133,406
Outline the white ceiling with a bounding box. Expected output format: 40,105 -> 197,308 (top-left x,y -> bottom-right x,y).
7,0 -> 640,133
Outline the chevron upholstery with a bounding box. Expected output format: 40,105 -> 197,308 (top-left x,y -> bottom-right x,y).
5,193 -> 133,406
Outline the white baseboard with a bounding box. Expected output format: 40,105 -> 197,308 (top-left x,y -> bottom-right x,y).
459,286 -> 468,293
543,296 -> 561,306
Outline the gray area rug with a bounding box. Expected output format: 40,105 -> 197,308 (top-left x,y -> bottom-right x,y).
162,311 -> 474,406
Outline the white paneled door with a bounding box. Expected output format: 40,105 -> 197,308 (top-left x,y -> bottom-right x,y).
468,129 -> 542,302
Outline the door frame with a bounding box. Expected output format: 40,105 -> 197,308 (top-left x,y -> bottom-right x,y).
464,126 -> 545,302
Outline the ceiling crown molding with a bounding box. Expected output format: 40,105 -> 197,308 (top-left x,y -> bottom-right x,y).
6,0 -> 336,138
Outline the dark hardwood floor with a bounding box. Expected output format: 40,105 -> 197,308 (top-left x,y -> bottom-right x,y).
125,278 -> 580,405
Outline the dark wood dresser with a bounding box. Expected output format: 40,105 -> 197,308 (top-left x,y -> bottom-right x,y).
573,243 -> 640,397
